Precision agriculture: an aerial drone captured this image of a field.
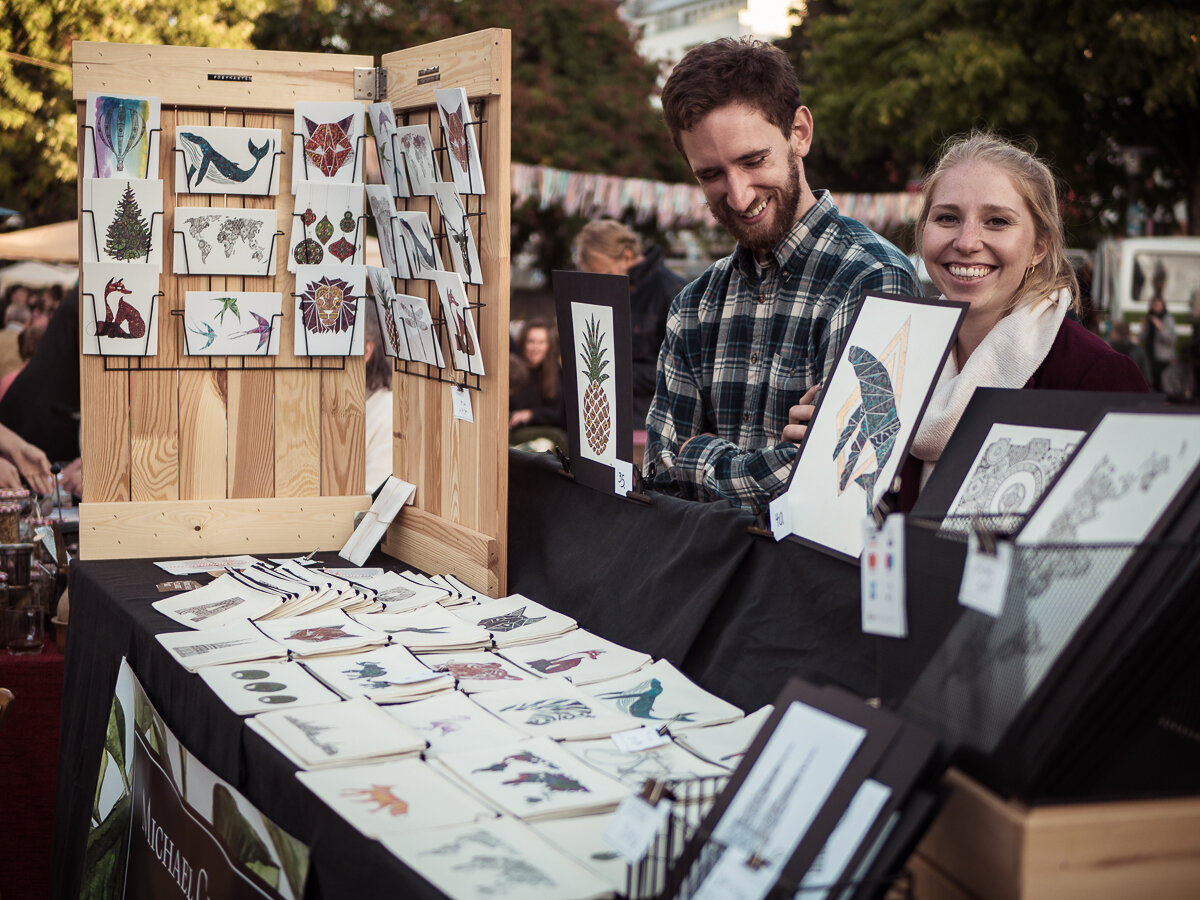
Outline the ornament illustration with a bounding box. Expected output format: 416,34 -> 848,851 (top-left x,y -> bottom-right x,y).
94,277 -> 146,339
300,208 -> 317,227
315,215 -> 335,245
293,238 -> 323,266
329,237 -> 356,262
178,132 -> 271,189
579,315 -> 612,455
302,115 -> 354,178
96,95 -> 148,174
300,275 -> 358,334
342,784 -> 409,817
104,183 -> 152,261
340,211 -> 355,233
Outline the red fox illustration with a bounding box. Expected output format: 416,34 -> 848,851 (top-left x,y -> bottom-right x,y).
95,276 -> 146,339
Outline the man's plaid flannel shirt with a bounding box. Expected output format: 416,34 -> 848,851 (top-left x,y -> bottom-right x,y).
644,191 -> 919,511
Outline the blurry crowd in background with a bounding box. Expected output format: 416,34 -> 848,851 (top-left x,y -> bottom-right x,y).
0,283 -> 61,402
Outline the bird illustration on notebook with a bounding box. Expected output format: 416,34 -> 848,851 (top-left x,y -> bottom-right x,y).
596,678 -> 696,724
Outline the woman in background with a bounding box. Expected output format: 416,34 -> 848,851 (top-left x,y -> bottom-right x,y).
509,317 -> 566,450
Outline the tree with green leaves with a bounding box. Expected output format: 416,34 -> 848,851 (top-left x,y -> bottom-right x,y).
104,183 -> 151,260
784,0 -> 1200,242
0,0 -> 267,227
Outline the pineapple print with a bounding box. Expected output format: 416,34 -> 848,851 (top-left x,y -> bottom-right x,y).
580,315 -> 612,455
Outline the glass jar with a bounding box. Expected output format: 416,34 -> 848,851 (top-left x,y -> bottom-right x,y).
0,504 -> 19,544
0,571 -> 8,649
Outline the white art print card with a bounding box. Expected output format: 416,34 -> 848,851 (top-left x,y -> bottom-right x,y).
783,293 -> 965,560
584,659 -> 743,731
434,87 -> 485,194
84,92 -> 161,179
289,181 -> 365,271
394,124 -> 440,195
173,207 -> 278,276
81,263 -> 160,356
298,758 -> 495,838
365,187 -> 408,279
392,210 -> 443,278
673,705 -> 775,770
301,645 -> 452,702
198,660 -> 340,715
499,629 -> 651,686
943,423 -> 1086,533
432,182 -> 483,285
434,736 -> 628,821
530,814 -> 630,896
382,691 -> 528,756
255,607 -> 387,657
367,102 -> 409,199
472,677 -> 640,741
395,292 -> 445,368
451,595 -> 576,648
293,265 -> 367,357
352,569 -> 451,614
381,817 -> 614,900
570,302 -> 617,468
354,606 -> 491,654
183,291 -> 281,356
82,178 -> 163,268
292,101 -> 364,188
175,125 -> 281,195
431,269 -> 485,376
367,266 -> 409,359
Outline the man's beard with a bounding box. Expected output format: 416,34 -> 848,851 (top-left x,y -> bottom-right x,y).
710,149 -> 802,253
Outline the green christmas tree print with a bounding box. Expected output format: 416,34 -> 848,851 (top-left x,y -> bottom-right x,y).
104,184 -> 152,261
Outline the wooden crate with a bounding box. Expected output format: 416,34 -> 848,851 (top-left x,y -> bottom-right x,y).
909,769 -> 1200,899
72,34 -> 511,592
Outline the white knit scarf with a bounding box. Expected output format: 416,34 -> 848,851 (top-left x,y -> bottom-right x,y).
910,288 -> 1070,464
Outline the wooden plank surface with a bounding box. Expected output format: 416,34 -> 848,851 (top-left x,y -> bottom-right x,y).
72,41 -> 372,109
320,359 -> 365,495
382,29 -> 507,109
381,506 -> 499,596
78,495 -> 370,559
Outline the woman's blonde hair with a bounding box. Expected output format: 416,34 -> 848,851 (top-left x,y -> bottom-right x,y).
574,220 -> 639,266
916,131 -> 1078,313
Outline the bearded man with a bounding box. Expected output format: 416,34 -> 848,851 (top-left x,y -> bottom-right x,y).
644,38 -> 918,510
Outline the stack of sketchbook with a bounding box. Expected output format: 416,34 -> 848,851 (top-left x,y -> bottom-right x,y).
254,609 -> 389,659
352,603 -> 493,653
450,594 -> 578,648
247,696 -> 426,769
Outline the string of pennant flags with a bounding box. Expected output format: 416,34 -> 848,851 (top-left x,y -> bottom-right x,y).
510,162 -> 923,233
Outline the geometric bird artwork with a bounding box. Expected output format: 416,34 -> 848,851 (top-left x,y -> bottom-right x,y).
368,102 -> 410,200
393,124 -> 440,196
81,262 -> 160,356
392,210 -> 444,280
172,207 -> 278,276
434,88 -> 485,195
432,182 -> 482,285
430,270 -> 484,376
82,178 -> 164,270
183,292 -> 282,356
292,101 -> 364,190
782,292 -> 965,560
831,318 -> 909,514
174,125 -> 281,196
289,182 -> 364,272
293,265 -> 367,357
84,92 -> 161,179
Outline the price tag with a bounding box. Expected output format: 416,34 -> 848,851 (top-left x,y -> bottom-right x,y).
611,725 -> 670,753
768,495 -> 792,541
613,460 -> 635,497
602,793 -> 671,865
860,514 -> 907,638
958,533 -> 1013,617
451,385 -> 473,422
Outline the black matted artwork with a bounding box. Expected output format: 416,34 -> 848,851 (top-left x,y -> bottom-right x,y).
553,270 -> 634,494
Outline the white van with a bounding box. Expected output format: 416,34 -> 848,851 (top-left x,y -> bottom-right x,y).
1094,236 -> 1200,337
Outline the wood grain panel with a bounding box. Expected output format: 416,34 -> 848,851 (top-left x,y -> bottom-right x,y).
227,369 -> 274,498
381,506 -> 499,596
73,42 -> 372,109
381,29 -> 506,108
178,369 -> 228,499
79,495 -> 370,559
274,369 -> 320,497
320,358 -> 365,495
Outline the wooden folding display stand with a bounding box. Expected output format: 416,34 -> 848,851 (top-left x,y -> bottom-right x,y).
906,769 -> 1200,899
73,32 -> 511,594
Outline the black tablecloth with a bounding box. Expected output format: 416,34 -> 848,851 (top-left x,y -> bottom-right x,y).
52,450 -> 875,899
